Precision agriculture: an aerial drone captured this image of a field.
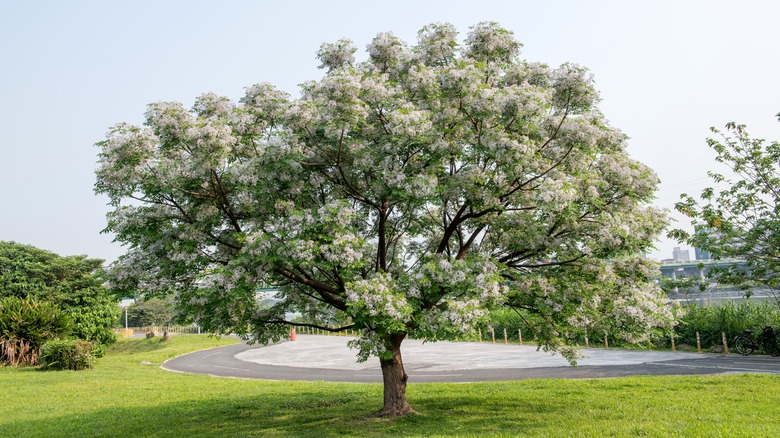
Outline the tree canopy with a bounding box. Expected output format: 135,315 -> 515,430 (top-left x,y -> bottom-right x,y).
96,22 -> 674,416
0,241 -> 117,347
125,297 -> 174,327
672,114 -> 780,298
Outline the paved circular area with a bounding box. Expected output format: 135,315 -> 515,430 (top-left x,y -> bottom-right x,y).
162,334 -> 780,383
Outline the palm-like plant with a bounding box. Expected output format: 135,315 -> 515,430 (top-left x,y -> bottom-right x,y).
0,296 -> 71,366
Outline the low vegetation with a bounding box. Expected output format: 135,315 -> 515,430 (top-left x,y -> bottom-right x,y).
483,300 -> 780,352
675,300 -> 780,349
2,335 -> 780,436
39,339 -> 95,371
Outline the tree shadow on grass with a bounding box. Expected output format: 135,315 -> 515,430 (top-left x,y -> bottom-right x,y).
0,389 -> 568,437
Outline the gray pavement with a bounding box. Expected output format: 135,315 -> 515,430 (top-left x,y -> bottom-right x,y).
162,334 -> 780,383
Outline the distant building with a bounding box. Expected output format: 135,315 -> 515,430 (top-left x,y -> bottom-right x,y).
672,247 -> 690,262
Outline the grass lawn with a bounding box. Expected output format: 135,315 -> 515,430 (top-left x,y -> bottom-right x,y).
2,335 -> 780,437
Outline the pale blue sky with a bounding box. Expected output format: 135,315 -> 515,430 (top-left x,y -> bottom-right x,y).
1,0 -> 779,262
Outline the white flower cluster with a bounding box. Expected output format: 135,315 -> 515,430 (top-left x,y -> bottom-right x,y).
384,103 -> 432,138
311,69 -> 367,125
463,21 -> 521,64
504,62 -> 551,87
439,63 -> 482,97
415,22 -> 458,66
240,82 -> 290,124
418,298 -> 487,335
145,101 -> 192,140
317,200 -> 356,228
321,232 -> 364,266
193,92 -> 235,119
184,121 -> 236,158
97,123 -> 157,189
316,38 -> 356,71
495,84 -> 548,124
367,32 -> 409,70
345,273 -> 412,322
404,65 -> 438,96
360,73 -> 395,105
537,174 -> 578,207
413,255 -> 507,306
551,64 -> 599,112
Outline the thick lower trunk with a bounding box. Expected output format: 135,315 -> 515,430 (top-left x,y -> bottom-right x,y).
376,333 -> 416,417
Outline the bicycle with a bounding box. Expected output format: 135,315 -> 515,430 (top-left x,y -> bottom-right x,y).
734,326 -> 780,356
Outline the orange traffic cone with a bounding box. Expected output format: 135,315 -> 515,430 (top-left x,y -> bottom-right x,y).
290,326 -> 297,341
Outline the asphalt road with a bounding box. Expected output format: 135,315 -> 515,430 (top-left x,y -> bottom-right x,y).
162,335 -> 780,383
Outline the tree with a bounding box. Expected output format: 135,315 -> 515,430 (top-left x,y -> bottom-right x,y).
0,241 -> 118,348
96,22 -> 674,416
671,114 -> 780,300
125,297 -> 174,327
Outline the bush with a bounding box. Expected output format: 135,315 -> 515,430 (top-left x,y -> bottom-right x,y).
39,339 -> 94,370
0,296 -> 71,366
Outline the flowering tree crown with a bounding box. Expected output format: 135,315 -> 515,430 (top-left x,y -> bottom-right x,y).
96,22 -> 674,362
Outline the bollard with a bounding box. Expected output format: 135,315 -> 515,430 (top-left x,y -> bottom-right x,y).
478,329 -> 482,342
504,328 -> 508,344
671,331 -> 676,352
491,327 -> 496,343
604,332 -> 609,349
290,326 -> 296,341
585,332 -> 589,349
722,332 -> 729,354
696,331 -> 702,353
518,329 -> 523,345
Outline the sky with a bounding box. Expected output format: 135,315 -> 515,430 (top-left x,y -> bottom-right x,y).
1,0 -> 779,264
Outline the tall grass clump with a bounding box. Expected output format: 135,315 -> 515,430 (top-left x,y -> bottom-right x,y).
675,301 -> 780,348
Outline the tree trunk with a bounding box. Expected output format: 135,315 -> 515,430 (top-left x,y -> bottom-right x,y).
376,333 -> 416,417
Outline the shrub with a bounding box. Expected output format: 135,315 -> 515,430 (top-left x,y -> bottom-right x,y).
0,296 -> 71,366
39,339 -> 94,370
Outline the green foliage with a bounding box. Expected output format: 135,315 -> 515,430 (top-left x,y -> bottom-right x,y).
39,339 -> 94,371
125,297 -> 174,327
0,241 -> 117,349
0,296 -> 71,366
674,301 -> 780,348
671,114 -> 780,295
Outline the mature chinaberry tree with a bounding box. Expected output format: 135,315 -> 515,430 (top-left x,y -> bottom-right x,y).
672,115 -> 780,301
96,22 -> 674,416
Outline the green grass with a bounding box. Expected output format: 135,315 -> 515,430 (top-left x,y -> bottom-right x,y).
2,335 -> 780,437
